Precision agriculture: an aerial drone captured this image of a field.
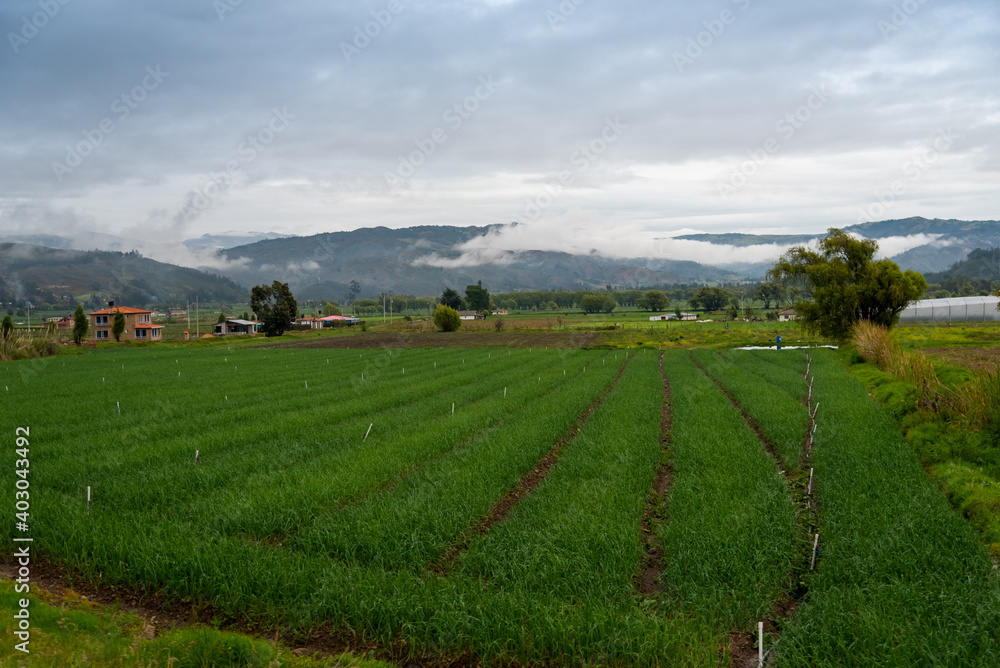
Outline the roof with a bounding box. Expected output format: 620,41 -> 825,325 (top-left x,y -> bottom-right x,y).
226,319 -> 257,325
778,308 -> 797,315
318,315 -> 359,321
89,306 -> 152,315
134,324 -> 164,329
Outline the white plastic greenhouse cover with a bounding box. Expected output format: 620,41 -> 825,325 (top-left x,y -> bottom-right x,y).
898,296 -> 1000,323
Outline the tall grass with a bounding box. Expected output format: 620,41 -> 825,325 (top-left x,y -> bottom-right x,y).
0,330 -> 60,361
852,320 -> 1000,424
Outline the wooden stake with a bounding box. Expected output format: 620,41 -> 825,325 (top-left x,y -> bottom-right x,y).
758,621 -> 764,666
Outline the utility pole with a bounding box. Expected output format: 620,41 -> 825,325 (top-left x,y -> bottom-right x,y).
196,296 -> 199,338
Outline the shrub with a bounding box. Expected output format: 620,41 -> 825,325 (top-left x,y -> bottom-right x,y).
433,304 -> 461,332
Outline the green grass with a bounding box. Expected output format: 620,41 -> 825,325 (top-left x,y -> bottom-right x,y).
0,580 -> 389,668
660,351 -> 798,639
692,349 -> 809,471
774,349 -> 1000,666
4,342 -> 1000,665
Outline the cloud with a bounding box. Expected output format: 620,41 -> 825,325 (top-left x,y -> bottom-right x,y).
0,0 -> 997,243
413,213 -> 816,268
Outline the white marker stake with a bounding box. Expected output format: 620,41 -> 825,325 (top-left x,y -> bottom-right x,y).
434,362 -> 436,369
811,533 -> 820,570
305,381 -> 308,389
361,373 -> 364,381
363,423 -> 373,441
808,468 -> 814,495
179,371 -> 181,377
195,450 -> 200,465
504,387 -> 507,398
225,396 -> 228,401
116,401 -> 120,414
451,403 -> 455,416
758,622 -> 764,666
87,486 -> 91,514
564,370 -> 566,376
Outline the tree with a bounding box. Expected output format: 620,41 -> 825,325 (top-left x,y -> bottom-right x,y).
349,280 -> 361,302
112,310 -> 126,342
755,282 -> 787,310
637,290 -> 670,312
440,288 -> 464,310
322,302 -> 342,316
465,281 -> 489,312
1,315 -> 12,339
767,228 -> 927,340
217,312 -> 226,323
580,294 -> 616,314
689,286 -> 730,312
73,304 -> 88,345
433,304 -> 461,332
250,281 -> 298,337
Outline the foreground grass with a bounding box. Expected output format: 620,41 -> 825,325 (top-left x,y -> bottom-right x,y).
0,580 -> 389,668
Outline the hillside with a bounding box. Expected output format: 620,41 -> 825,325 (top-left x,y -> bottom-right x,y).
0,243 -> 246,310
219,226 -> 742,300
924,247 -> 1000,287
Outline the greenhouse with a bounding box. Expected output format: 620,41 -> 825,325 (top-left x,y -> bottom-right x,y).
898,295 -> 1000,323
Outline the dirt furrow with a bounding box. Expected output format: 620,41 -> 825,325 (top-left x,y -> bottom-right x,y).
635,352 -> 672,596
431,357 -> 632,573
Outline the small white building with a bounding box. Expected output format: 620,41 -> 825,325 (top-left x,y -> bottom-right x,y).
213,318 -> 259,336
458,311 -> 484,320
777,308 -> 797,322
650,313 -> 697,321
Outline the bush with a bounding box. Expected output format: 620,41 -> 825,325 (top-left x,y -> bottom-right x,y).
433,305 -> 461,332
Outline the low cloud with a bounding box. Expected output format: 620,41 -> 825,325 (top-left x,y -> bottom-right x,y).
412,213 -> 819,268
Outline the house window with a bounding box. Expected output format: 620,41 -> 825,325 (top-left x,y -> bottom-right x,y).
96,315 -> 108,325
136,329 -> 147,339
152,329 -> 160,338
96,330 -> 109,340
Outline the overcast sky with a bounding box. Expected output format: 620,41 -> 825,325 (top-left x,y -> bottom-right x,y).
1,0 -> 997,263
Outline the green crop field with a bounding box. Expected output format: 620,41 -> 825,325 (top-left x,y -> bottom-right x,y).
2,344 -> 999,666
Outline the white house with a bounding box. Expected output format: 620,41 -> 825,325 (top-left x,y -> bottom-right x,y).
777,308 -> 797,322
649,313 -> 697,321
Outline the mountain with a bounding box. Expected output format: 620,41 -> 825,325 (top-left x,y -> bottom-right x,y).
183,232 -> 297,250
218,225 -> 742,300
924,248 -> 1000,286
677,217 -> 1000,274
0,243 -> 246,309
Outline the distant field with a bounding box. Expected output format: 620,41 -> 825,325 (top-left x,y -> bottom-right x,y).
2,345 -> 999,666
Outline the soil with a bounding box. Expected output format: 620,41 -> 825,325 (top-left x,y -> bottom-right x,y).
635,353 -> 672,596
433,357 -> 632,572
262,331 -> 607,350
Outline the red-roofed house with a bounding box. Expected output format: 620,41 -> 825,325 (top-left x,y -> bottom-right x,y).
89,301 -> 164,342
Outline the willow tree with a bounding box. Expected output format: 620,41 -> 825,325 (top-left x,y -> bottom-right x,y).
767,229 -> 927,340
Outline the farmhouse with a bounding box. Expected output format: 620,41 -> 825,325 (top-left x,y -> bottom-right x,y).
295,316 -> 321,329
458,311 -> 484,320
213,318 -> 259,336
777,308 -> 798,322
88,302 -> 163,342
